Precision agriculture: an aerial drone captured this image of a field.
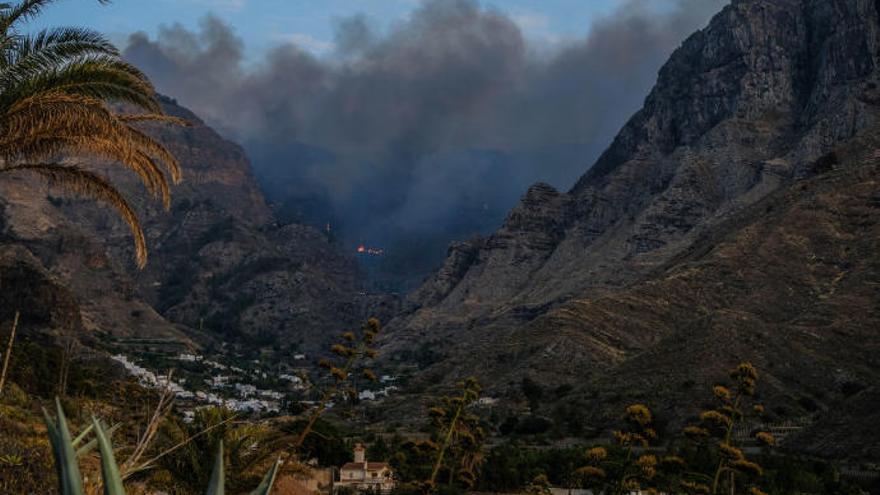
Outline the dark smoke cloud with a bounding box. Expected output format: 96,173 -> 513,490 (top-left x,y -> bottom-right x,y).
124,0 -> 728,287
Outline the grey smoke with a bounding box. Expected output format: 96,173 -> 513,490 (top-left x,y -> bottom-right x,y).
124,0 -> 728,284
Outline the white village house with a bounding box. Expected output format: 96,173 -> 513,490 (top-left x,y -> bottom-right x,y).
336,443 -> 395,493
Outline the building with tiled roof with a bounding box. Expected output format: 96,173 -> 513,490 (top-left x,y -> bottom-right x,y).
335,443 -> 395,493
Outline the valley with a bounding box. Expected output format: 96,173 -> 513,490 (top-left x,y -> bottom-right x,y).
1,0 -> 880,493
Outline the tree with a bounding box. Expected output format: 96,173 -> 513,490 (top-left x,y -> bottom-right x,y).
0,0 -> 184,268
152,407 -> 279,493
521,376 -> 543,413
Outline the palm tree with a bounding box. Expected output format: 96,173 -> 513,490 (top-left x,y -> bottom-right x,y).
0,0 -> 183,268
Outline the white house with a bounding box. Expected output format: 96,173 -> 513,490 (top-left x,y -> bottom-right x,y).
336,444 -> 395,493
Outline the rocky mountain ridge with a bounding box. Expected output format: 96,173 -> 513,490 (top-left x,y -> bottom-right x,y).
398,0 -> 880,331
383,0 -> 880,458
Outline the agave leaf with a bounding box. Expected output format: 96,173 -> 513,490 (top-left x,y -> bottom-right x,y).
77,423 -> 122,458
250,458 -> 281,495
71,422 -> 95,448
54,398 -> 86,495
42,407 -> 65,493
206,441 -> 225,495
93,418 -> 126,495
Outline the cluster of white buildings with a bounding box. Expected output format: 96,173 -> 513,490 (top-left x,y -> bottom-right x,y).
112,351 -> 403,423
111,353 -> 283,417
358,385 -> 398,401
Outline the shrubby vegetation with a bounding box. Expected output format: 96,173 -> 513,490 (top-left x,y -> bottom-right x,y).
3,315 -> 878,495
150,407 -> 280,493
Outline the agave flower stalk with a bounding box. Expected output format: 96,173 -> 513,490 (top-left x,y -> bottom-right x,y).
573,404 -> 657,495
425,376 -> 483,492
0,310 -> 19,395
289,318 -> 381,456
679,362 -> 773,495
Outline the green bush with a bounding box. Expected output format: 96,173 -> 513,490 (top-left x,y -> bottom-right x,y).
0,382 -> 29,408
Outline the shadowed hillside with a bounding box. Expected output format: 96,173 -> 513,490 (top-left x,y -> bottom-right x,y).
382,0 -> 880,460
0,96 -> 370,353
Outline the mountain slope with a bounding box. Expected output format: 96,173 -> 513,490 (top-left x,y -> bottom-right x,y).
0,96 -> 363,352
395,0 -> 880,338
384,0 -> 880,457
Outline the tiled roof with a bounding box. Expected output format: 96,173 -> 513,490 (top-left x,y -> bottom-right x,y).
340,462 -> 390,471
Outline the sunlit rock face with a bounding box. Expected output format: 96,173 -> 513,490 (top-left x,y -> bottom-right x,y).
383,0 -> 880,453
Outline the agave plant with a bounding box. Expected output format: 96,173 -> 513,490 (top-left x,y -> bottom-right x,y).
0,0 -> 185,268
43,398 -> 281,494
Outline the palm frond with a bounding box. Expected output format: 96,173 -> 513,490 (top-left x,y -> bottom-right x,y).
0,0 -> 179,269
124,124 -> 181,183
0,27 -> 120,82
1,91 -> 179,203
12,26 -> 118,61
0,0 -> 57,33
0,55 -> 159,112
0,0 -> 110,34
118,114 -> 191,127
5,135 -> 173,209
4,163 -> 148,268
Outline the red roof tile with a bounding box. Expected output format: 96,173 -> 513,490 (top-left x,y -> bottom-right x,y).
340,462 -> 391,471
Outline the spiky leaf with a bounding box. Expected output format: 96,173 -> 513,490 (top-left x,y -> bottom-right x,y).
77,422 -> 121,458
92,418 -> 126,495
206,441 -> 225,495
45,398 -> 85,495
250,458 -> 281,495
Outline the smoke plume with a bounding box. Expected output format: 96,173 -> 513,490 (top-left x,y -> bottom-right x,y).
124,0 -> 729,288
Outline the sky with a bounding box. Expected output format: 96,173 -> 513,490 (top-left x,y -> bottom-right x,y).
33,0 -> 624,59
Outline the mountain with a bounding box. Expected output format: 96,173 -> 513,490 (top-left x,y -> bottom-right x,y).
383,0 -> 880,457
0,96 -> 366,354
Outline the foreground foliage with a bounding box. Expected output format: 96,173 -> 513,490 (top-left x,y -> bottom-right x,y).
151,407 -> 280,494
43,398 -> 280,494
678,362 -> 772,494
0,0 -> 184,268
387,377 -> 486,495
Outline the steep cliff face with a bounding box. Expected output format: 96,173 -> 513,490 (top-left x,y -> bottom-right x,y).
0,97 -> 362,352
392,0 -> 880,342
385,0 -> 880,455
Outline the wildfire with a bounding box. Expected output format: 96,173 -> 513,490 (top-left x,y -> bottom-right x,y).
356,244 -> 385,256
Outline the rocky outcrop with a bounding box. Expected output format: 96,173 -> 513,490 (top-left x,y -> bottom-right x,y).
390,0 -> 880,344
407,238 -> 484,308
383,0 -> 880,456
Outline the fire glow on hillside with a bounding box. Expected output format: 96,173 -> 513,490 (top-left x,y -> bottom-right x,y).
356,245 -> 385,256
